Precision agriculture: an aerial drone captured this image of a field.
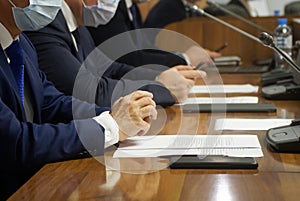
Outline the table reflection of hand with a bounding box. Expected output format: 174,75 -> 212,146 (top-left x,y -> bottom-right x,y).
100,156 -> 165,201
119,171 -> 161,201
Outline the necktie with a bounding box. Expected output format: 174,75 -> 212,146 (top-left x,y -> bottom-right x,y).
129,4 -> 144,48
5,40 -> 25,106
72,29 -> 84,62
129,4 -> 139,29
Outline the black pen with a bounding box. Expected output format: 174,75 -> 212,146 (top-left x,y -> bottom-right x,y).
195,61 -> 205,70
215,42 -> 228,52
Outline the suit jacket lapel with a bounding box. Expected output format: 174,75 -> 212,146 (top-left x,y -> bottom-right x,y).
0,47 -> 23,104
56,11 -> 84,62
22,47 -> 42,120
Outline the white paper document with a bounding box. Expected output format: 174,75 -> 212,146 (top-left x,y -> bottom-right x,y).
214,118 -> 293,131
178,96 -> 258,105
189,84 -> 259,94
113,135 -> 263,158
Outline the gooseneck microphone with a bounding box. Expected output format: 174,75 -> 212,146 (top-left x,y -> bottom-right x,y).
185,2 -> 262,44
207,1 -> 272,34
259,32 -> 300,74
185,2 -> 300,74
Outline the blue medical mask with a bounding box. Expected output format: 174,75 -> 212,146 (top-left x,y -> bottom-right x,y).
8,0 -> 62,31
82,0 -> 119,27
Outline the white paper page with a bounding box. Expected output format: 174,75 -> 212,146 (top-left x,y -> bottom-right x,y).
248,0 -> 271,16
214,118 -> 293,131
113,148 -> 263,158
178,96 -> 258,105
189,84 -> 259,94
118,135 -> 261,150
113,135 -> 263,158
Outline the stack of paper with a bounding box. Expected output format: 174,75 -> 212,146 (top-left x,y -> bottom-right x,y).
178,96 -> 258,105
113,135 -> 263,158
189,84 -> 259,94
214,118 -> 293,131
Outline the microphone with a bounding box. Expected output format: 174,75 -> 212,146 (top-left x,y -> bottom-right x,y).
185,2 -> 300,73
259,32 -> 300,74
207,1 -> 272,34
259,32 -> 300,100
185,2 -> 262,44
185,2 -> 298,86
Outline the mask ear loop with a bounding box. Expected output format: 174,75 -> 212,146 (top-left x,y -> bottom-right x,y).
81,0 -> 100,8
81,0 -> 87,7
8,0 -> 17,7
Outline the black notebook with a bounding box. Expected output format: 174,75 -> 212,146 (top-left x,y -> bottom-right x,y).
217,65 -> 270,74
182,103 -> 276,113
169,155 -> 258,169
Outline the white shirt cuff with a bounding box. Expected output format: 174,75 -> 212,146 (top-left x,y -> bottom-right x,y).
181,53 -> 192,66
93,111 -> 119,148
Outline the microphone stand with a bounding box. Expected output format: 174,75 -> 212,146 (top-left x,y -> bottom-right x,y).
185,2 -> 300,100
207,1 -> 272,34
188,3 -> 300,150
258,32 -> 300,73
186,3 -> 263,44
185,2 -> 293,83
206,1 -> 276,68
259,32 -> 300,100
201,1 -> 292,79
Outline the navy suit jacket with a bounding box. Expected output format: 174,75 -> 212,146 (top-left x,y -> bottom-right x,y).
0,34 -> 108,200
204,0 -> 251,17
87,0 -> 187,67
25,11 -> 175,107
144,0 -> 187,29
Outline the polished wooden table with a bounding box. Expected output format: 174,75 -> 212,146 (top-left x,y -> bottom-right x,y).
9,73 -> 300,201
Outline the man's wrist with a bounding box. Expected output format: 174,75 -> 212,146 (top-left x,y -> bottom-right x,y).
93,111 -> 119,148
181,53 -> 192,66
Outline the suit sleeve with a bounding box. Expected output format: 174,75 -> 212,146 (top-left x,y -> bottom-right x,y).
144,0 -> 187,29
75,62 -> 175,107
0,96 -> 106,167
25,25 -> 176,107
0,54 -> 108,173
24,31 -> 136,105
116,49 -> 187,67
90,28 -> 187,69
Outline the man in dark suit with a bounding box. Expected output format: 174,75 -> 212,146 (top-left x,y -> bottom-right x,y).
88,0 -> 221,67
25,0 -> 206,108
204,0 -> 251,17
0,0 -> 157,200
144,0 -> 191,30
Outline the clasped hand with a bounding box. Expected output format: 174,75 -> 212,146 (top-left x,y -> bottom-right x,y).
111,90 -> 157,141
156,65 -> 206,103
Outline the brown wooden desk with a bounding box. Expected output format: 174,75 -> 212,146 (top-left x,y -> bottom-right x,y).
8,74 -> 300,201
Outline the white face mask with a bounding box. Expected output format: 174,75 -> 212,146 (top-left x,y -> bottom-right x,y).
82,0 -> 119,27
8,0 -> 62,31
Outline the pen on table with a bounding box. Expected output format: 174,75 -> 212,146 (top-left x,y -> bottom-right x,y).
195,61 -> 205,70
215,42 -> 228,53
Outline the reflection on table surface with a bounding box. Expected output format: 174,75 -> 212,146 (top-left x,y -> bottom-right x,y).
8,74 -> 300,201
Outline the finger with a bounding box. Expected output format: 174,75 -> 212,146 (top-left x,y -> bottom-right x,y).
209,52 -> 222,58
185,78 -> 195,87
136,97 -> 156,108
179,70 -> 199,79
179,70 -> 206,79
131,90 -> 153,101
140,105 -> 157,120
136,121 -> 151,136
173,65 -> 195,71
137,129 -> 147,136
198,70 -> 207,78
